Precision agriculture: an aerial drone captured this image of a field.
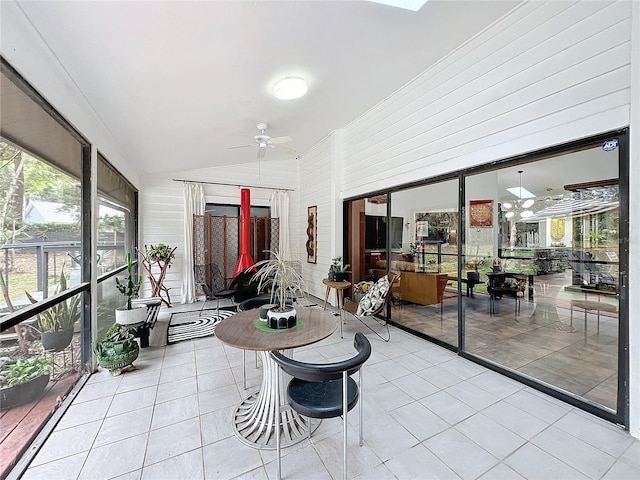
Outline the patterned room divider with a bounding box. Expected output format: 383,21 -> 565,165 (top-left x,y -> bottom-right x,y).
193,215 -> 279,289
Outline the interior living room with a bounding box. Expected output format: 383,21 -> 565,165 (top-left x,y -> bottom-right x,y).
1,1 -> 639,479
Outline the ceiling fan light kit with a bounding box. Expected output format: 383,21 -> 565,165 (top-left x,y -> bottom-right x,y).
273,76 -> 307,100
228,123 -> 296,159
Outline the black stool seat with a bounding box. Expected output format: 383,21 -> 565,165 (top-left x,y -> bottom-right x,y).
288,377 -> 358,419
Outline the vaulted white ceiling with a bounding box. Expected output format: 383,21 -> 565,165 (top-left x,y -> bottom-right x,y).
13,1 -> 520,175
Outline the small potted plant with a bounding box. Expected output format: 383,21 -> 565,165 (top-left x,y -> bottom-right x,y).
138,244 -> 177,307
94,323 -> 140,375
408,243 -> 420,260
329,256 -> 350,282
25,268 -> 80,352
145,243 -> 176,265
251,250 -> 306,329
0,356 -> 52,410
115,253 -> 146,325
492,257 -> 503,272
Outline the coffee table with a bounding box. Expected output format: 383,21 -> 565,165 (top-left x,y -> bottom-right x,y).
215,305 -> 338,449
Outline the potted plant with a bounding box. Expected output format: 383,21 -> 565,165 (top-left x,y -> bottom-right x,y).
145,243 -> 176,264
138,244 -> 177,307
329,257 -> 350,282
492,257 -> 503,272
94,323 -> 140,375
115,253 -> 146,325
0,356 -> 52,410
25,269 -> 80,352
251,250 -> 306,329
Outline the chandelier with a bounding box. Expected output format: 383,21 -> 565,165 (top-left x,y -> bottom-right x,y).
502,170 -> 535,220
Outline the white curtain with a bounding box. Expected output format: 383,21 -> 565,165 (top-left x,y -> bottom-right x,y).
181,182 -> 205,303
270,190 -> 290,259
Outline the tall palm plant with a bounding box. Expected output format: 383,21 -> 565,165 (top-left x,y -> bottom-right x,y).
250,250 -> 305,312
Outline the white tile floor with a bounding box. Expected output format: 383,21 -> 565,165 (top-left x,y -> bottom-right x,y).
22,309 -> 640,480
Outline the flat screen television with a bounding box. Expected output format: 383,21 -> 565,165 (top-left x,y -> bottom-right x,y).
365,215 -> 403,250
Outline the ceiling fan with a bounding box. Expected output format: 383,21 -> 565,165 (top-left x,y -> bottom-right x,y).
228,123 -> 296,159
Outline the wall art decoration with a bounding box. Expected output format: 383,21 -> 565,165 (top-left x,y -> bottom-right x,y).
414,211 -> 458,245
415,220 -> 430,238
469,200 -> 494,227
306,206 -> 317,263
550,218 -> 565,241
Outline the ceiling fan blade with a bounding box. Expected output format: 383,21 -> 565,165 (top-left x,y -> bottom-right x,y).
227,144 -> 253,150
270,136 -> 292,145
274,145 -> 296,155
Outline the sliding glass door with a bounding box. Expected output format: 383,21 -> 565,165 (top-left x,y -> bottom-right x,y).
387,180 -> 460,347
463,142 -> 622,413
344,131 -> 627,424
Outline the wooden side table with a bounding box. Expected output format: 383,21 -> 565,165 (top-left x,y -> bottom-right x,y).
322,278 -> 351,338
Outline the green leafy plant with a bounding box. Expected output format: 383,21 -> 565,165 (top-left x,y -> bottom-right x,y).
145,243 -> 175,266
94,323 -> 136,355
25,268 -> 80,332
250,250 -> 306,312
0,357 -> 53,388
330,256 -> 350,273
115,253 -> 142,310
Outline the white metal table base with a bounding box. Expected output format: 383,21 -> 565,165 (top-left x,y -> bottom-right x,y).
231,350 -> 320,449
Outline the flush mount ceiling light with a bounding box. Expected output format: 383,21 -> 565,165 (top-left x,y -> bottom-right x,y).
273,77 -> 307,100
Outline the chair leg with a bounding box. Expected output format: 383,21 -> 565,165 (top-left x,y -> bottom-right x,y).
359,368 -> 364,447
584,309 -> 588,343
342,371 -> 348,480
346,311 -> 390,342
276,366 -> 281,480
570,305 -> 574,328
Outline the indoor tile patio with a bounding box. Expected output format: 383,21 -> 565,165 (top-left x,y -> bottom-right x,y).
22,311 -> 639,480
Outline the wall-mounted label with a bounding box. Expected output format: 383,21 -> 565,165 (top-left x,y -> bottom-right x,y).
602,139 -> 619,151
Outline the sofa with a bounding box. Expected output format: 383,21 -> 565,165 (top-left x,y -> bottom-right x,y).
373,269 -> 448,306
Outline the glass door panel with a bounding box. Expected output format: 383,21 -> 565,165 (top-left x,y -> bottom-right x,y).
390,180 -> 459,347
464,144 -> 620,411
348,196 -> 388,302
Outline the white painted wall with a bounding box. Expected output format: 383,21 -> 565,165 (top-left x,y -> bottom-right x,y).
139,160 -> 299,301
297,132 -> 340,303
341,1 -> 631,198
302,1 -> 637,436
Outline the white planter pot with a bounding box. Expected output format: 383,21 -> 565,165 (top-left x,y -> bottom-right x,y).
115,305 -> 147,325
259,304 -> 277,321
267,307 -> 297,329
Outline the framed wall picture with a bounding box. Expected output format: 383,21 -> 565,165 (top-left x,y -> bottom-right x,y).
306,206 -> 317,263
416,221 -> 429,238
469,200 -> 493,227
